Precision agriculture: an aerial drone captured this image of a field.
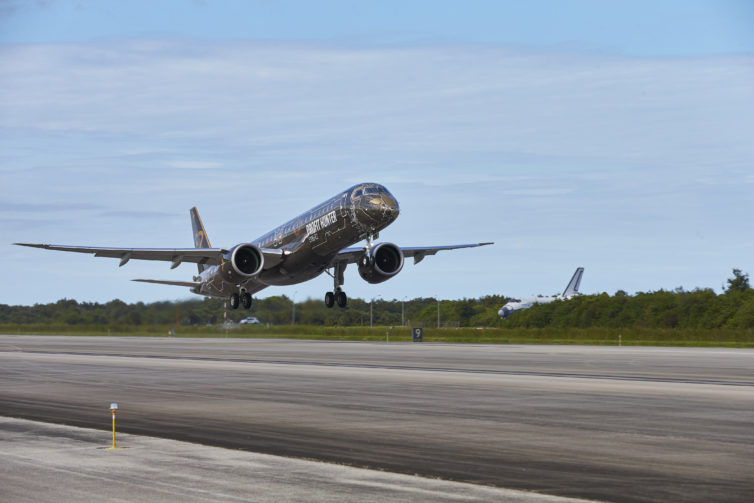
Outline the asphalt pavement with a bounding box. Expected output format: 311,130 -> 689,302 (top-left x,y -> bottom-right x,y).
1,336 -> 752,502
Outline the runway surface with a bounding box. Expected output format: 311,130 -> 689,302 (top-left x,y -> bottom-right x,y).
3,417 -> 586,503
1,335 -> 753,502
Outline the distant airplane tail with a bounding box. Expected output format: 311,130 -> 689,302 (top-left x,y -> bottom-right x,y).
190,207 -> 211,274
561,267 -> 584,297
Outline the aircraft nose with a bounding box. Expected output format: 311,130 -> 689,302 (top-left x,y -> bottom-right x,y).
384,199 -> 399,219
380,192 -> 400,220
355,186 -> 400,228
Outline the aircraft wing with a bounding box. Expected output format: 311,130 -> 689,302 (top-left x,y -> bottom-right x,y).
334,242 -> 493,265
14,243 -> 229,268
13,243 -> 286,270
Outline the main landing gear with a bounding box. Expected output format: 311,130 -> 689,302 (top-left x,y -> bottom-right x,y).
229,290 -> 252,310
325,289 -> 347,308
324,262 -> 348,308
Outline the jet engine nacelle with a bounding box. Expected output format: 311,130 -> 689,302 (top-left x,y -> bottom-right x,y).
358,242 -> 404,284
220,244 -> 264,283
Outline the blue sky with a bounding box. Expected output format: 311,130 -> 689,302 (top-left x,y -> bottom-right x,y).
2,1 -> 753,55
2,0 -> 753,306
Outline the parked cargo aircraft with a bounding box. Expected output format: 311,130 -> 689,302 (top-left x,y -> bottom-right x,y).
16,183 -> 492,309
498,267 -> 584,318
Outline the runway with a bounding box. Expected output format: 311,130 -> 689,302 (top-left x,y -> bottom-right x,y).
1,335 -> 753,502
2,417 -> 584,503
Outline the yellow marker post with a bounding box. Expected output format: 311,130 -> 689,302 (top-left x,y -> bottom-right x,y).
107,402 -> 121,450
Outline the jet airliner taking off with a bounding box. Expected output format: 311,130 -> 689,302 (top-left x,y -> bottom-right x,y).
498,267 -> 584,318
16,183 -> 492,309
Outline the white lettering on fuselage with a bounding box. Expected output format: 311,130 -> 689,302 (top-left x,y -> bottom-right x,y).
306,211 -> 337,238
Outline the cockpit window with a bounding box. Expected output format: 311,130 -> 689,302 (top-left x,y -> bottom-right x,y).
363,187 -> 379,195
352,189 -> 363,198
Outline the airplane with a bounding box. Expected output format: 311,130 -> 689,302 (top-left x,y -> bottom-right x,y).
498,267 -> 584,318
16,183 -> 493,309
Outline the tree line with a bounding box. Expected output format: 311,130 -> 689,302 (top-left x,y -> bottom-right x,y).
503,269 -> 754,329
0,295 -> 506,328
1,270 -> 751,330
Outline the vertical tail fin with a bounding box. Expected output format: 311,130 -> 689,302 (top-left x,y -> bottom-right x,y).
562,267 -> 584,297
190,207 -> 211,274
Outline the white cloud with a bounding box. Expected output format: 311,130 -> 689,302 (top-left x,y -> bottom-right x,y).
3,42 -> 753,167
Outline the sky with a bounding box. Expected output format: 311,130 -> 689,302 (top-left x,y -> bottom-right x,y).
1,0 -> 753,306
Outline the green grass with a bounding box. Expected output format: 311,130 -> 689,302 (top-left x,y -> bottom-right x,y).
1,324 -> 753,347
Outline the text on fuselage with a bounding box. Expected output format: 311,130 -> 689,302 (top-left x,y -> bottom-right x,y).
306,211 -> 338,237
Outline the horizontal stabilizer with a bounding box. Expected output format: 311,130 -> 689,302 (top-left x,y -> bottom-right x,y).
132,279 -> 202,288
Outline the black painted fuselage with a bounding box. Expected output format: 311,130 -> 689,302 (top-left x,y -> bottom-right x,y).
195,183 -> 399,297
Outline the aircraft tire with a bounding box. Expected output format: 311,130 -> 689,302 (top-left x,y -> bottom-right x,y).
336,291 -> 347,308
229,293 -> 240,310
241,292 -> 252,309
324,291 -> 335,308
